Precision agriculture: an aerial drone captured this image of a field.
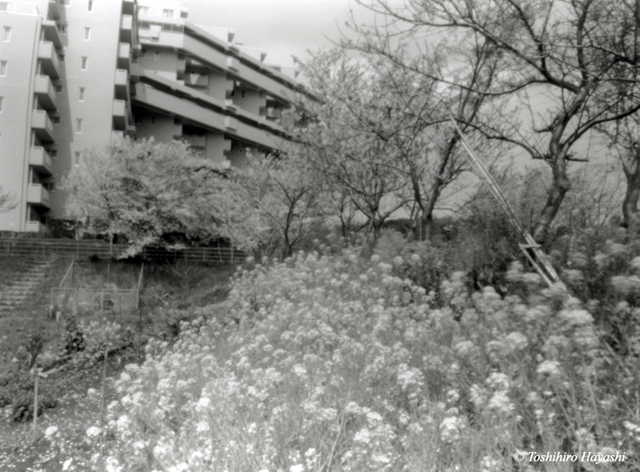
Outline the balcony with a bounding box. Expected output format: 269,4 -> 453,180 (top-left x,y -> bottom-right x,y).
177,54 -> 186,80
117,43 -> 131,71
32,111 -> 55,143
122,0 -> 134,15
114,69 -> 129,100
113,100 -> 127,130
42,20 -> 62,49
129,63 -> 141,83
34,75 -> 57,111
48,0 -> 60,19
27,184 -> 51,209
38,41 -> 60,79
184,73 -> 209,88
120,15 -> 133,44
184,134 -> 206,148
224,116 -> 237,131
25,221 -> 48,233
29,147 -> 54,176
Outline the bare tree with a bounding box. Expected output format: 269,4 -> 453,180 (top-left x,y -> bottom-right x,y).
297,50 -> 410,245
600,114 -> 640,228
299,46 -> 503,243
0,185 -> 16,214
233,148 -> 323,260
352,0 -> 640,243
362,40 -> 504,240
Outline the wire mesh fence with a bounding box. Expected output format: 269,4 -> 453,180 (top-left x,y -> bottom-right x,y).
50,288 -> 139,319
0,239 -> 245,263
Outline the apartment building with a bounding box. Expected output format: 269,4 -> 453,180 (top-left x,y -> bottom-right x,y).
0,0 -> 308,233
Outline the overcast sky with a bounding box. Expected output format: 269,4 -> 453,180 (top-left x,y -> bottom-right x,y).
180,0 -> 373,67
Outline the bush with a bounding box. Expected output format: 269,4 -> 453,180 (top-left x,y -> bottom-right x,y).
100,251 -> 639,471
59,314 -> 85,356
0,341 -> 58,422
80,318 -> 131,362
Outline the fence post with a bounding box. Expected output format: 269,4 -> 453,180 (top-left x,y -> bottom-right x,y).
32,373 -> 38,442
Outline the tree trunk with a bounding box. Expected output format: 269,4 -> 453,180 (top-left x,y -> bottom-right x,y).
622,147 -> 640,229
623,173 -> 640,229
420,213 -> 434,242
532,164 -> 571,244
281,235 -> 292,261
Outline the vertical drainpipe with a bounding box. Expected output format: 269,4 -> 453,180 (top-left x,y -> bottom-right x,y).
21,14 -> 42,232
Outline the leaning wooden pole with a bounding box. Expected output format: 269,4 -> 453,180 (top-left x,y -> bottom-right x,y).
449,116 -> 562,288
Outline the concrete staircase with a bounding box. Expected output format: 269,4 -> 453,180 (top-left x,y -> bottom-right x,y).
0,259 -> 55,316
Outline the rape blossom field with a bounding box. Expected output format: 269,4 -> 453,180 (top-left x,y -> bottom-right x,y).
87,248 -> 638,471
2,245 -> 640,471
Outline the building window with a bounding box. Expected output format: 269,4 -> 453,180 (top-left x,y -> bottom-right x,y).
150,116 -> 155,126
49,149 -> 57,157
180,11 -> 188,19
55,84 -> 63,93
140,48 -> 146,58
0,61 -> 6,77
162,9 -> 174,18
60,23 -> 68,34
84,27 -> 91,41
62,0 -> 71,5
134,115 -> 142,124
59,53 -> 65,62
0,96 -> 3,112
88,0 -> 93,11
0,2 -> 8,12
81,57 -> 88,70
79,87 -> 85,102
154,51 -> 160,61
74,151 -> 81,166
3,27 -> 10,42
139,21 -> 150,30
52,116 -> 60,124
76,119 -> 82,133
139,6 -> 149,15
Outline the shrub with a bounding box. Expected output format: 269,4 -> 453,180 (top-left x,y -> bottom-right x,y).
59,314 -> 85,356
80,318 -> 131,362
100,250 -> 639,471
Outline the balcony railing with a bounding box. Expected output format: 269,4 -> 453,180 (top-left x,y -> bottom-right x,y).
114,69 -> 129,100
120,15 -> 133,44
47,0 -> 60,19
42,19 -> 62,48
32,110 -> 55,143
38,41 -> 60,79
122,0 -> 134,15
34,75 -> 57,111
117,43 -> 131,71
27,184 -> 51,209
113,100 -> 127,130
29,147 -> 53,176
